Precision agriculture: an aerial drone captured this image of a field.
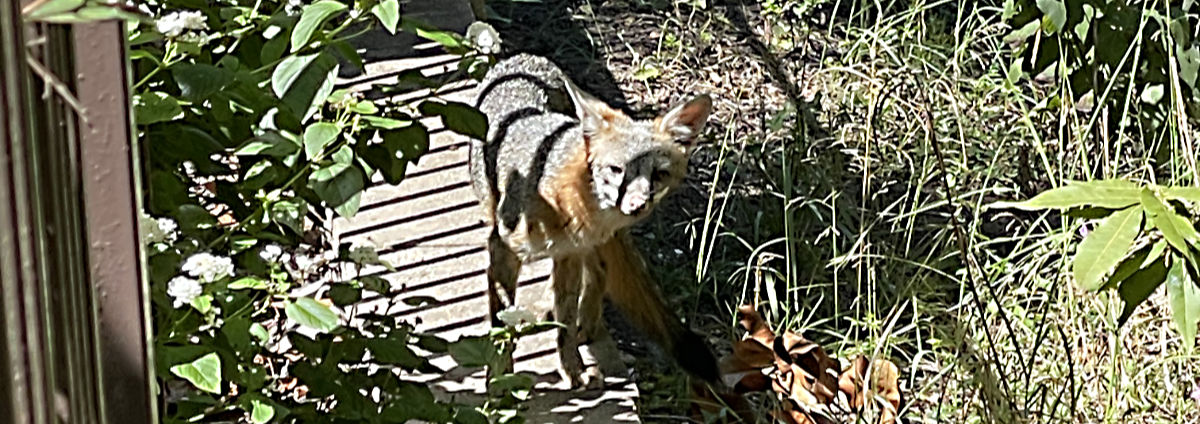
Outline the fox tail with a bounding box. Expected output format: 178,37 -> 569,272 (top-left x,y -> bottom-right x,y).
599,230 -> 720,384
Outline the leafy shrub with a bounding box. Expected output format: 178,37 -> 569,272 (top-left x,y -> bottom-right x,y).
123,0 -> 502,422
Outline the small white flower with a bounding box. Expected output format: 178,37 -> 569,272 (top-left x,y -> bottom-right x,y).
467,22 -> 501,55
140,214 -> 177,244
348,239 -> 380,265
495,305 -> 536,327
156,11 -> 207,38
259,244 -> 283,262
181,252 -> 235,283
475,30 -> 497,54
167,276 -> 203,308
292,252 -> 317,273
285,0 -> 303,15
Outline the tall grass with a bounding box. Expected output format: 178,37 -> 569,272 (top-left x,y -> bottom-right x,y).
683,0 -> 1200,422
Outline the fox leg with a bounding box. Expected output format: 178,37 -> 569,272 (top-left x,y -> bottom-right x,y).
551,254 -> 596,389
578,253 -> 626,379
486,229 -> 520,376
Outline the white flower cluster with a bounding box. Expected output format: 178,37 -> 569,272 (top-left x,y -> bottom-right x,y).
467,22 -> 501,55
496,305 -> 536,327
167,276 -> 203,308
156,10 -> 208,38
140,214 -> 177,244
181,252 -> 234,283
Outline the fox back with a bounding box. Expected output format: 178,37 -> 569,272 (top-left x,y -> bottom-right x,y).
469,54 -> 712,259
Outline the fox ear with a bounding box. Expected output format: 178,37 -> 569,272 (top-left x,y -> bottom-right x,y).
656,94 -> 712,146
563,77 -> 618,135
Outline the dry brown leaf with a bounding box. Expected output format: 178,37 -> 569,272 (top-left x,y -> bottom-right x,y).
775,331 -> 840,404
837,355 -> 902,424
737,305 -> 775,346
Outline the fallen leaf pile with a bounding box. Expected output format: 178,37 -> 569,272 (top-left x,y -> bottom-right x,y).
693,306 -> 903,424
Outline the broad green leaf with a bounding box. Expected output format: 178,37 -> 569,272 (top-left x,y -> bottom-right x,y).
402,18 -> 464,50
1140,188 -> 1200,253
169,352 -> 222,394
271,51 -> 340,121
328,284 -> 361,306
290,0 -> 348,52
996,179 -> 1141,210
360,275 -> 391,293
250,323 -> 270,344
1036,0 -> 1067,33
1164,186 -> 1200,204
1118,257 -> 1169,325
249,399 -> 275,424
222,317 -> 252,353
285,297 -> 340,333
229,277 -> 269,290
334,191 -> 362,218
270,198 -> 304,234
371,0 -> 401,34
173,63 -> 232,102
365,123 -> 429,185
1074,206 -> 1142,291
367,337 -> 424,369
1179,45 -> 1200,89
303,122 -> 340,159
309,155 -> 364,211
190,294 -> 213,314
402,296 -> 438,307
1166,259 -> 1200,352
419,101 -> 487,140
1003,20 -> 1041,45
134,92 -> 183,125
235,131 -> 301,157
22,0 -> 84,20
360,115 -> 411,130
447,336 -> 497,368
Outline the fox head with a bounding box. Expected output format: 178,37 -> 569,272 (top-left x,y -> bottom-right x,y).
563,79 -> 713,217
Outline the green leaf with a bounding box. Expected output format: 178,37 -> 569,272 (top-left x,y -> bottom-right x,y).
285,297 -> 340,333
250,323 -> 270,344
173,63 -> 232,102
271,51 -> 340,122
328,284 -> 362,306
1036,0 -> 1067,33
1167,259 -> 1200,352
270,198 -> 304,234
22,0 -> 84,20
334,191 -> 362,218
303,122 -> 341,159
1164,186 -> 1200,204
1074,206 -> 1142,291
365,124 -> 429,185
371,0 -> 401,34
308,156 -> 364,212
447,336 -> 497,368
361,115 -> 411,130
229,277 -> 269,290
402,18 -> 464,50
1118,257 -> 1169,325
249,399 -> 275,424
367,337 -> 425,369
1140,188 -> 1200,254
169,352 -> 222,394
360,275 -> 391,293
1140,84 -> 1164,104
419,101 -> 487,140
236,131 -> 301,157
997,179 -> 1141,210
134,92 -> 183,125
190,294 -> 213,314
402,296 -> 438,307
291,0 -> 348,52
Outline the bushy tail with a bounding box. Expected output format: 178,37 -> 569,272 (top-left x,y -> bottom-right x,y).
598,230 -> 720,383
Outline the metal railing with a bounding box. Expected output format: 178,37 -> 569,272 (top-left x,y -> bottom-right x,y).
1,1 -> 154,423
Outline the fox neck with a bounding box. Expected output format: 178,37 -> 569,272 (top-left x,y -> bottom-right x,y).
542,146 -> 638,250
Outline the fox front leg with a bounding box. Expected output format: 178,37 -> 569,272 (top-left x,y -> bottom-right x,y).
578,253 -> 625,380
485,230 -> 520,377
550,254 -> 600,389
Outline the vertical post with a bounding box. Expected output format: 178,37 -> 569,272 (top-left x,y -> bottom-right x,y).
73,21 -> 157,424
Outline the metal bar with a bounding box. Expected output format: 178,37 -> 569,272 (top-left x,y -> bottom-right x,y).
73,20 -> 157,424
0,0 -> 54,422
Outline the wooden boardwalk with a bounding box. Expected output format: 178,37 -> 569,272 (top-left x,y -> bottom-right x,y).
330,3 -> 640,422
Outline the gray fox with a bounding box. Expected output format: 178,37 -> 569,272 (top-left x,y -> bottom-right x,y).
469,54 -> 718,388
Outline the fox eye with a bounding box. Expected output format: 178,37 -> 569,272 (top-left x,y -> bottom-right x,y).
653,169 -> 671,181
606,165 -> 624,174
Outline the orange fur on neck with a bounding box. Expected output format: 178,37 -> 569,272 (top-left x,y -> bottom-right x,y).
544,143 -> 596,235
